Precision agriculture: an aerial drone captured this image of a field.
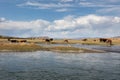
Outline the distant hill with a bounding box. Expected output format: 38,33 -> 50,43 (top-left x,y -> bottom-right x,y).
112,36 -> 120,38
0,35 -> 20,39
0,35 -> 50,39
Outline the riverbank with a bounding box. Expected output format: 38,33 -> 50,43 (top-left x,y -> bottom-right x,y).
0,43 -> 104,53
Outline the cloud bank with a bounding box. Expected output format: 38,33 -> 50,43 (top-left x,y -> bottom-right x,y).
0,15 -> 120,38
17,0 -> 120,14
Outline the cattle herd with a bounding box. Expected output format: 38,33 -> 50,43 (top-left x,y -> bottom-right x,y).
7,37 -> 113,46
8,38 -> 27,43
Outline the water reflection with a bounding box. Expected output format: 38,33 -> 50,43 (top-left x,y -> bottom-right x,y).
0,51 -> 120,80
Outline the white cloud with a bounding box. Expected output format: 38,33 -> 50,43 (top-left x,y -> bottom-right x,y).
60,0 -> 73,2
0,19 -> 49,30
0,15 -> 120,38
113,17 -> 120,23
79,1 -> 120,7
78,0 -> 120,16
17,0 -> 120,15
0,17 -> 6,22
107,0 -> 120,3
18,1 -> 73,9
0,19 -> 50,37
96,7 -> 120,16
56,8 -> 69,12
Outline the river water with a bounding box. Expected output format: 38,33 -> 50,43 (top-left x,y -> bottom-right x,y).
0,50 -> 120,80
39,43 -> 120,53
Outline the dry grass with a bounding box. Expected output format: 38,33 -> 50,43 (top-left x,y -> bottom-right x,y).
0,43 -> 47,52
0,43 -> 104,53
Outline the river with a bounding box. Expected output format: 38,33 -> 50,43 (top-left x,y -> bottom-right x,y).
39,43 -> 120,53
0,50 -> 120,80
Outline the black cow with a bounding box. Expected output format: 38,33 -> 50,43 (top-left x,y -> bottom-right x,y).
8,38 -> 27,43
8,38 -> 17,43
45,38 -> 53,43
99,38 -> 108,42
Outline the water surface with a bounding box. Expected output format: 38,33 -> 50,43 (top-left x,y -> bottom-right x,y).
39,43 -> 120,53
0,51 -> 120,80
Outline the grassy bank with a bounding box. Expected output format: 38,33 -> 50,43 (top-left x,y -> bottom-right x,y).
0,43 -> 104,53
49,46 -> 104,53
0,43 -> 47,52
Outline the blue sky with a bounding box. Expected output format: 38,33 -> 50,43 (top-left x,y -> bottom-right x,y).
0,0 -> 120,38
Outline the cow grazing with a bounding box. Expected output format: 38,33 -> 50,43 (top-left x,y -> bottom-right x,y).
82,39 -> 87,41
99,38 -> 108,42
9,40 -> 18,43
106,39 -> 112,46
50,38 -> 53,41
93,40 -> 96,42
64,39 -> 69,43
8,38 -> 18,43
8,38 -> 27,43
45,39 -> 50,42
64,39 -> 71,47
99,38 -> 112,46
45,38 -> 53,43
19,40 -> 27,43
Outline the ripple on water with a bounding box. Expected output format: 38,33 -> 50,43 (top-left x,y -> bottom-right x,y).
0,51 -> 120,80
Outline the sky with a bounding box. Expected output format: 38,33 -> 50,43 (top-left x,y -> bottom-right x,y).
0,0 -> 120,38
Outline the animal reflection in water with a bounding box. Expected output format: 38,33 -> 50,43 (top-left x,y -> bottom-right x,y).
99,38 -> 112,46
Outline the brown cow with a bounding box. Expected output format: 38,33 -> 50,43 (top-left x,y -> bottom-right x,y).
106,39 -> 112,46
64,39 -> 69,43
82,39 -> 87,41
99,38 -> 112,46
64,39 -> 71,47
19,40 -> 27,43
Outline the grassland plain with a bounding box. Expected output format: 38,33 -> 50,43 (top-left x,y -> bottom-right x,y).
0,42 -> 104,53
0,37 -> 120,45
0,38 -> 120,53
